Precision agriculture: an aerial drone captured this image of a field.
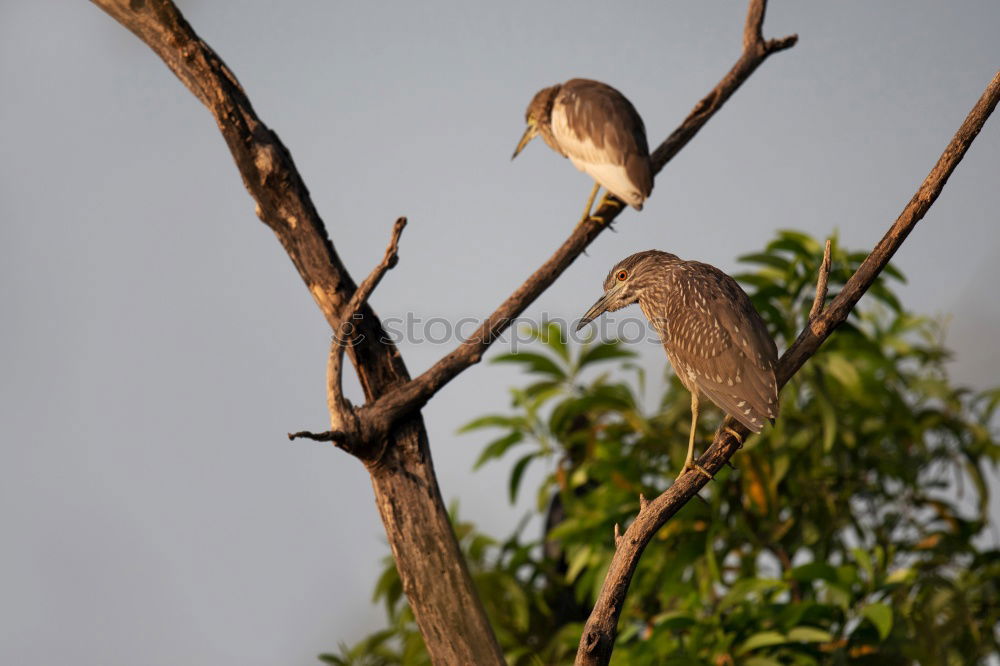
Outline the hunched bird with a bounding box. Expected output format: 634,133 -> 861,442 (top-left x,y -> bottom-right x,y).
512,78 -> 653,225
577,250 -> 779,477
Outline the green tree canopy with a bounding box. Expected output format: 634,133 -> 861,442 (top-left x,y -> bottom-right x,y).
326,231 -> 1000,665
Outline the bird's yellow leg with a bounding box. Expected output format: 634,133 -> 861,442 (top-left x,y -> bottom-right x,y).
680,392 -> 713,480
597,192 -> 624,211
589,190 -> 626,226
578,182 -> 602,226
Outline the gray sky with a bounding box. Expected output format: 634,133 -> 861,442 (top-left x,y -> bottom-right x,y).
2,1 -> 999,664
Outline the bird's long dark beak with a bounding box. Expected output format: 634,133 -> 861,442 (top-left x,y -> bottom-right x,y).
511,125 -> 535,160
576,291 -> 615,331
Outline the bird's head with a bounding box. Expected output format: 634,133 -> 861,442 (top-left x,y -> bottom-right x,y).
576,251 -> 674,331
512,84 -> 561,160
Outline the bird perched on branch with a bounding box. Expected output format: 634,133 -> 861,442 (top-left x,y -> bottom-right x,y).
577,250 -> 779,477
512,78 -> 653,225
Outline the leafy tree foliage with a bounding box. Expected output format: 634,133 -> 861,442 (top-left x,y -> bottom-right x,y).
324,232 -> 1000,665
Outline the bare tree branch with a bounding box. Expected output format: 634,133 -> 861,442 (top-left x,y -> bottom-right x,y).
574,68 -> 1000,666
327,218 -> 407,434
288,429 -> 346,443
743,0 -> 767,51
365,0 -> 798,427
778,70 -> 1000,385
288,219 -> 409,451
809,238 -> 833,320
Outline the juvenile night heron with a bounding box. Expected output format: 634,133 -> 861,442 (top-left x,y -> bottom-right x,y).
512,78 -> 653,225
576,250 -> 779,477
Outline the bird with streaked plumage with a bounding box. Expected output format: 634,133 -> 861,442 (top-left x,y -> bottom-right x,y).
512,78 -> 653,226
577,250 -> 779,478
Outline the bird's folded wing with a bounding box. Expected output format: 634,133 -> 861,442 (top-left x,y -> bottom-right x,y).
551,84 -> 649,166
663,268 -> 779,426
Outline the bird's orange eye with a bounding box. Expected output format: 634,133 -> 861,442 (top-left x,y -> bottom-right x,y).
616,270 -> 628,281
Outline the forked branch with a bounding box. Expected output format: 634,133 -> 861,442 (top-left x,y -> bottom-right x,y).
290,218 -> 407,453
327,218 -> 406,428
574,69 -> 1000,666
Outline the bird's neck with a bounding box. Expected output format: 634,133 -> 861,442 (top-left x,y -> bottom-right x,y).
637,269 -> 677,338
638,296 -> 668,339
539,126 -> 563,155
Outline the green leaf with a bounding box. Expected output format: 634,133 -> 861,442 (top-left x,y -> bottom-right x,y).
885,567 -> 915,585
508,453 -> 536,503
492,351 -> 566,378
778,228 -> 822,250
737,252 -> 792,270
881,262 -> 907,283
818,397 -> 837,453
718,578 -> 787,611
538,321 -> 570,361
787,626 -> 833,642
458,414 -> 518,433
652,610 -> 697,631
861,603 -> 893,640
735,272 -> 776,289
743,658 -> 783,666
825,353 -> 862,391
868,281 -> 903,312
566,545 -> 592,582
372,563 -> 402,611
790,561 -> 837,583
473,431 -> 525,469
577,341 -> 636,367
569,464 -> 589,488
835,563 -> 859,587
767,232 -> 820,258
852,547 -> 875,583
523,379 -> 562,400
735,631 -> 787,655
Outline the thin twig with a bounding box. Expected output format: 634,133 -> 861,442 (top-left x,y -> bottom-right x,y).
341,218 -> 407,329
573,68 -> 1000,666
327,217 -> 407,428
809,239 -> 833,320
288,430 -> 346,443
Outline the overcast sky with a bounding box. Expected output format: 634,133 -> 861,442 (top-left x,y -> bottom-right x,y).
2,2 -> 999,664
